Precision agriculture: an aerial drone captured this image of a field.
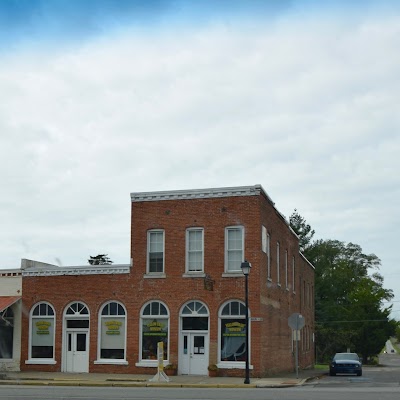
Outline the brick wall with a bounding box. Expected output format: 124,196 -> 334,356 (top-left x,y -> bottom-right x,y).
20,188 -> 314,377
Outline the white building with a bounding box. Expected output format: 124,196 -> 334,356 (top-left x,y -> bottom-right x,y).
0,269 -> 22,371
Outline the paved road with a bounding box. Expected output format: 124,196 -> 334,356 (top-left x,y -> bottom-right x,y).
1,350 -> 399,400
384,339 -> 397,354
1,385 -> 400,400
306,349 -> 400,389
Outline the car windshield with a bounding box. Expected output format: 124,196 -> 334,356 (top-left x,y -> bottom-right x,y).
334,353 -> 359,361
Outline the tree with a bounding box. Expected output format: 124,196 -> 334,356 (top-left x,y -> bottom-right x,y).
306,240 -> 395,363
289,211 -> 396,364
289,209 -> 315,254
88,254 -> 113,265
395,324 -> 400,343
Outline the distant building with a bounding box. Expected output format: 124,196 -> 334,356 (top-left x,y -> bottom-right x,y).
0,269 -> 22,371
20,185 -> 314,376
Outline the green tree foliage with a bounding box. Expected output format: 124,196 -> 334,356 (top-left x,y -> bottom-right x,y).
289,209 -> 315,254
395,325 -> 400,343
289,211 -> 396,364
88,254 -> 113,265
306,240 -> 395,363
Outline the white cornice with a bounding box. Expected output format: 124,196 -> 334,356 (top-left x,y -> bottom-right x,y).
300,252 -> 315,270
22,264 -> 131,277
131,185 -> 265,202
0,268 -> 22,276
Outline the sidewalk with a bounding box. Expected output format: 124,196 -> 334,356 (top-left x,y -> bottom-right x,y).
0,369 -> 327,388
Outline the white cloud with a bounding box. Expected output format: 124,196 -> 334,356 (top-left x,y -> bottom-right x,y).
1,11 -> 399,315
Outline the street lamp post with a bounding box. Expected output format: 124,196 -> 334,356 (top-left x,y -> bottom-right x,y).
241,260 -> 252,384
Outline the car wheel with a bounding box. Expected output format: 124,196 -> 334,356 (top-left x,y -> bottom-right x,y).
357,371 -> 362,376
329,371 -> 336,376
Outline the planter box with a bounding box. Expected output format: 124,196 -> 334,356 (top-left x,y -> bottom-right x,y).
165,369 -> 177,376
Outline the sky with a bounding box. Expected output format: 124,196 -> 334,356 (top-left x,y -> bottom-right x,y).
1,0 -> 399,318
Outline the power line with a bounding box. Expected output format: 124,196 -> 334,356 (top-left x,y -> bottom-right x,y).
317,319 -> 392,324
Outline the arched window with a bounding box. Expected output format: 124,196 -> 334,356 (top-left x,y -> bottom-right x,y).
65,302 -> 89,316
98,302 -> 126,361
219,300 -> 249,364
29,302 -> 55,360
64,302 -> 89,329
140,301 -> 169,363
0,307 -> 14,359
180,301 -> 209,330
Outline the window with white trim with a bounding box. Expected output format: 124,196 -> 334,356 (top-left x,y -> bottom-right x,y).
219,300 -> 249,364
98,302 -> 126,360
29,302 -> 55,360
276,242 -> 280,285
147,230 -> 164,273
66,302 -> 89,317
262,226 -> 267,253
285,250 -> 288,289
225,226 -> 244,272
267,232 -> 271,280
181,301 -> 209,330
186,228 -> 204,273
292,256 -> 296,293
140,301 -> 169,362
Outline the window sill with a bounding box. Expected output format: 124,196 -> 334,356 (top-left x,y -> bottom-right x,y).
222,272 -> 243,278
25,359 -> 57,365
143,273 -> 166,279
94,359 -> 128,365
217,362 -> 253,370
182,273 -> 206,278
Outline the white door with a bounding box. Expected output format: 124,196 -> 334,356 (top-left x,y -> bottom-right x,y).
65,331 -> 89,373
180,333 -> 208,375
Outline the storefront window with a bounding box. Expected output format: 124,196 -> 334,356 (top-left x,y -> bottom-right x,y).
140,301 -> 169,361
0,307 -> 13,359
30,302 -> 55,359
219,301 -> 248,362
99,302 -> 126,360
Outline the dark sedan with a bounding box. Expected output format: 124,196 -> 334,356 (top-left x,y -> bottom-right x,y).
329,352 -> 362,376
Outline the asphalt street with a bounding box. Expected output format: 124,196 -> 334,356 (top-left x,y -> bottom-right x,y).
1,345 -> 399,400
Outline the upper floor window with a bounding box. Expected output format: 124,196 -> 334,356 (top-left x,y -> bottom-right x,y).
276,242 -> 280,285
225,226 -> 244,272
186,228 -> 204,273
147,230 -> 164,273
267,233 -> 271,280
285,250 -> 288,289
292,256 -> 296,293
262,226 -> 271,281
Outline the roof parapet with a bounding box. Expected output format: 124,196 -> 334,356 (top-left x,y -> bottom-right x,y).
131,185 -> 266,202
21,259 -> 131,277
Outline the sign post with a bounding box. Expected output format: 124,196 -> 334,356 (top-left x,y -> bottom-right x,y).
149,342 -> 170,382
288,313 -> 305,378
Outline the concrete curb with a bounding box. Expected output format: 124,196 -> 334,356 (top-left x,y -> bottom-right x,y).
0,371 -> 325,389
0,379 -> 304,388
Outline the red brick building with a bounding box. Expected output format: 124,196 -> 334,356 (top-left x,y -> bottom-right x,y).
20,185 -> 314,377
